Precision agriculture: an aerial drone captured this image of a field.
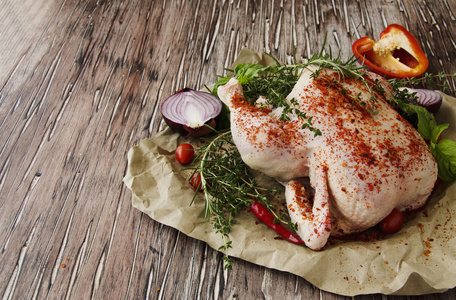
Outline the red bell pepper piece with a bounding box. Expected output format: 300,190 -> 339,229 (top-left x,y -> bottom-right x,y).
249,200 -> 304,245
352,24 -> 429,78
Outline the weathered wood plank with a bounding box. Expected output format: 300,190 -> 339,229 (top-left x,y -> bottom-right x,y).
0,0 -> 455,299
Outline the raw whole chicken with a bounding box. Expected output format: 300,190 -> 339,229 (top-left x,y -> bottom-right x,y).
217,67 -> 438,250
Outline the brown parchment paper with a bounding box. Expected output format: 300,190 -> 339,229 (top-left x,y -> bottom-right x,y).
123,49 -> 456,296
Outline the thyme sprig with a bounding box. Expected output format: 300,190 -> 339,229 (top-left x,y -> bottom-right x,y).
389,72 -> 456,95
190,130 -> 283,269
239,61 -> 323,136
214,40 -> 386,125
303,47 -> 387,114
388,71 -> 456,119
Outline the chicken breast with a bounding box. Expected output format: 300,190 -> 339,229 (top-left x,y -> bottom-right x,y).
217,67 -> 438,250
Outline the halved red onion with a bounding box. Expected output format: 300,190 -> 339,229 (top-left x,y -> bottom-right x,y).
161,88 -> 223,137
407,88 -> 443,115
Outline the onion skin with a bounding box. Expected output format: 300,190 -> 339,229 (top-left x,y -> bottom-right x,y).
161,88 -> 223,137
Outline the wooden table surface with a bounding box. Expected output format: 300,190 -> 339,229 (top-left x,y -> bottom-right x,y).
1,0 -> 455,299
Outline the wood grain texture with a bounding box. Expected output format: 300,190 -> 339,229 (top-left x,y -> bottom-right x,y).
0,0 -> 455,299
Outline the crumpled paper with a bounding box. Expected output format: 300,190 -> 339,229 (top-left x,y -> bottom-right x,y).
123,49 -> 456,296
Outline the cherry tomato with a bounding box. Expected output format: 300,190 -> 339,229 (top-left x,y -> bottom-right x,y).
175,143 -> 194,165
190,171 -> 203,191
379,208 -> 404,234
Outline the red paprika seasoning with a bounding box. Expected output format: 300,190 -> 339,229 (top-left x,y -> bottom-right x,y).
352,24 -> 429,78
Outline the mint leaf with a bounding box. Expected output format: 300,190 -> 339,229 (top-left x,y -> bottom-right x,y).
431,139 -> 456,182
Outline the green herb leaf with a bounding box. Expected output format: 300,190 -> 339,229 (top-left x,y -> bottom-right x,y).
211,63 -> 273,97
234,63 -> 273,84
431,139 -> 456,182
403,104 -> 437,140
431,124 -> 449,147
401,103 -> 456,181
211,76 -> 231,96
402,103 -> 449,146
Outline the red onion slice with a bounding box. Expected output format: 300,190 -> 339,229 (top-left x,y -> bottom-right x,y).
161,88 -> 223,137
406,88 -> 443,115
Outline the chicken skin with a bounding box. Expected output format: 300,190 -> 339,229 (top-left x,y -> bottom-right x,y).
217,67 -> 438,250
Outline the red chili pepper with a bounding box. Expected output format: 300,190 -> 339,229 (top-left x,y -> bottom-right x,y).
352,24 -> 429,78
249,200 -> 304,245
